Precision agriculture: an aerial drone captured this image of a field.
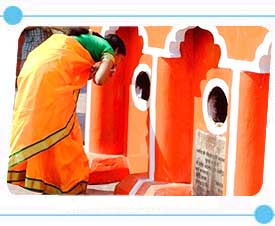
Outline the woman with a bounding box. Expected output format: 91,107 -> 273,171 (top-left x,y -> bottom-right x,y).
7,27 -> 126,194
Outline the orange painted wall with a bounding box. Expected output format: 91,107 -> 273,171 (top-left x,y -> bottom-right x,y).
89,27 -> 143,155
155,27 -> 221,183
127,54 -> 152,174
89,26 -> 102,34
217,26 -> 268,61
145,26 -> 172,49
234,71 -> 269,195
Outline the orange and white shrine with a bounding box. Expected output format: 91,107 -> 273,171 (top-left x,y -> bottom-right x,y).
84,26 -> 271,196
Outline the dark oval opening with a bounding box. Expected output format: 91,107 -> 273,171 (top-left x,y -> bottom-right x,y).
135,71 -> 150,101
207,86 -> 228,123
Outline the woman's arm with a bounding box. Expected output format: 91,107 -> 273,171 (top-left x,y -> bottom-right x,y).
93,59 -> 114,85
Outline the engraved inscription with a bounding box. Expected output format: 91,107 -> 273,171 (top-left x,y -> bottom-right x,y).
193,129 -> 226,196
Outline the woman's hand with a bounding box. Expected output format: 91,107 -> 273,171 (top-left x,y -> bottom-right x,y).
89,62 -> 101,80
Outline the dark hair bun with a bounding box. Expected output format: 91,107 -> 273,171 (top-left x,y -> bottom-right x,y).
67,27 -> 90,36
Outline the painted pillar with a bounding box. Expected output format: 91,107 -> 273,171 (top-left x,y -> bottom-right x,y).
155,27 -> 221,183
127,54 -> 152,174
234,71 -> 269,195
193,68 -> 232,195
89,27 -> 143,155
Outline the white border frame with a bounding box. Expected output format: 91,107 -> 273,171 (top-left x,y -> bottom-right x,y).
131,64 -> 152,112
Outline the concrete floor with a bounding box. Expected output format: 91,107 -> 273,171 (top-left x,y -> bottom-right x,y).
86,183 -> 118,195
8,182 -> 118,195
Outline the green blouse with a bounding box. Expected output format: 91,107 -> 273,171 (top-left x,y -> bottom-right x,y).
74,34 -> 115,62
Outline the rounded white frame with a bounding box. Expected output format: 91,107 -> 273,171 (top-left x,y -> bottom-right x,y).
202,78 -> 229,135
131,64 -> 152,111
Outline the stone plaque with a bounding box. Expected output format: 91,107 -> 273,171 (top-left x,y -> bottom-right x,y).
193,129 -> 226,196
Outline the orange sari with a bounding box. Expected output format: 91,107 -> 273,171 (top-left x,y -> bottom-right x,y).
8,34 -> 93,194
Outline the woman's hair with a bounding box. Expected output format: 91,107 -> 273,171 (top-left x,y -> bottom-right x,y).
91,32 -> 126,55
67,27 -> 126,56
66,27 -> 90,36
104,34 -> 126,56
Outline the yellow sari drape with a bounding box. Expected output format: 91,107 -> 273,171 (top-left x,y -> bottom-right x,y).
8,34 -> 93,194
